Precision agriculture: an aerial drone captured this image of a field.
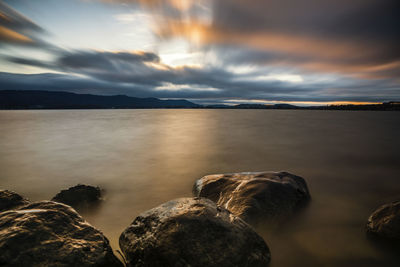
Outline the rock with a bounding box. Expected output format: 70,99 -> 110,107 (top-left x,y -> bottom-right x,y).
193,171 -> 310,222
0,189 -> 30,212
366,200 -> 400,242
120,197 -> 270,267
51,184 -> 102,210
0,201 -> 123,267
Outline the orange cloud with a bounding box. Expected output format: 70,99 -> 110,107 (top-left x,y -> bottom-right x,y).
109,0 -> 399,81
0,25 -> 32,43
154,19 -> 400,80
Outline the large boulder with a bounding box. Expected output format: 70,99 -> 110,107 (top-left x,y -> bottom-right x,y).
120,197 -> 270,267
0,201 -> 123,267
0,189 -> 30,212
193,171 -> 310,222
51,184 -> 102,210
366,200 -> 400,242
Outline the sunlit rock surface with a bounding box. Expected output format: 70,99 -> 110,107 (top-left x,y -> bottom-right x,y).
120,197 -> 270,267
0,189 -> 30,212
193,171 -> 310,222
0,201 -> 122,267
366,200 -> 400,242
52,184 -> 102,210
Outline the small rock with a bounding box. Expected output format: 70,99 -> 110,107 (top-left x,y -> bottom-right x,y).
0,189 -> 30,212
120,197 -> 271,267
193,171 -> 310,222
366,200 -> 400,242
0,201 -> 123,267
52,184 -> 102,210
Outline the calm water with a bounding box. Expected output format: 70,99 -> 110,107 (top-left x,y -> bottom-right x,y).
1,109 -> 400,267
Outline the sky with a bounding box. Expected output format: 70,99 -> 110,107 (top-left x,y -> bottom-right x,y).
0,0 -> 399,105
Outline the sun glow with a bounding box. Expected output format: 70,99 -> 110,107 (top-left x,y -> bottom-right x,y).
170,0 -> 193,11
255,74 -> 304,83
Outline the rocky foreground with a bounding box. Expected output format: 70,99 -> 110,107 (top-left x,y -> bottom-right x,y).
1,171 -> 399,266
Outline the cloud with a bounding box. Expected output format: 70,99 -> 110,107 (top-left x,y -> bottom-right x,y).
0,2 -> 43,44
108,0 -> 400,80
1,1 -> 399,103
2,48 -> 400,103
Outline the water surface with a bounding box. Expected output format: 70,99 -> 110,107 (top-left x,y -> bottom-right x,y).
1,109 -> 400,267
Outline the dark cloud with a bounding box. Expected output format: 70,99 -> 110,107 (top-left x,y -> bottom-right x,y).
2,48 -> 399,103
59,50 -> 160,69
4,56 -> 54,69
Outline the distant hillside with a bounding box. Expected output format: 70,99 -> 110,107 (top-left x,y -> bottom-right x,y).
208,103 -> 400,111
232,103 -> 298,109
1,90 -> 398,110
0,90 -> 199,109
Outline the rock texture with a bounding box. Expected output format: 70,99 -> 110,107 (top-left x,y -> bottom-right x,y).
52,184 -> 102,210
0,201 -> 122,267
0,189 -> 30,212
193,171 -> 310,222
366,200 -> 400,242
120,197 -> 270,267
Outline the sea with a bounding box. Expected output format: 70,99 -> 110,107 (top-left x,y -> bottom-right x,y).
1,109 -> 400,267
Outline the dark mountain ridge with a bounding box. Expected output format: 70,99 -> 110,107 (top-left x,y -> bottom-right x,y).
0,90 -> 199,109
0,90 -> 399,110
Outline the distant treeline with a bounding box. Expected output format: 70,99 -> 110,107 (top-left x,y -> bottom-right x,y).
0,90 -> 399,111
207,102 -> 400,111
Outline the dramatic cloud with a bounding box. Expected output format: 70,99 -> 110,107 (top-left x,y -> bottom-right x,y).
3,48 -> 400,103
1,0 -> 399,104
115,0 -> 400,80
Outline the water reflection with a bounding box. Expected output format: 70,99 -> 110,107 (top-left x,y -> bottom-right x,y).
0,110 -> 399,267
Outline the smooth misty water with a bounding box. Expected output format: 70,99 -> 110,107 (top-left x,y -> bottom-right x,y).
1,109 -> 400,267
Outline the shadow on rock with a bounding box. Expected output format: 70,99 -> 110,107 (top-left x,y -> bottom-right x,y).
0,189 -> 30,212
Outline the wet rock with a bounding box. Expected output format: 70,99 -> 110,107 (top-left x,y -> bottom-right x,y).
0,201 -> 123,267
52,184 -> 102,210
193,171 -> 310,222
0,189 -> 30,212
366,200 -> 400,242
120,197 -> 270,267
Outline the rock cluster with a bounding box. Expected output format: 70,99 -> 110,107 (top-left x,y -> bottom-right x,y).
1,171 -> 313,266
3,170 -> 400,265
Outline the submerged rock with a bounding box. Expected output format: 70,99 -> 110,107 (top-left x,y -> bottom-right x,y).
120,197 -> 270,267
366,200 -> 400,242
51,184 -> 102,210
0,201 -> 123,267
0,189 -> 30,212
193,171 -> 310,222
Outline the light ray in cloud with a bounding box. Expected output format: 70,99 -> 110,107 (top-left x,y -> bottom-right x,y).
254,74 -> 304,83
